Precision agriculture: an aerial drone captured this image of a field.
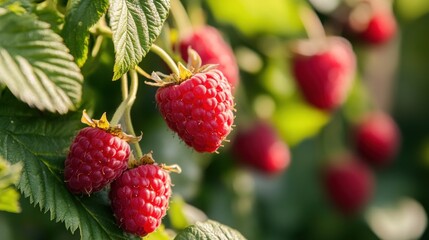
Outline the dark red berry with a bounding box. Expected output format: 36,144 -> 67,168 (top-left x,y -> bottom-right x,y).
347,1 -> 397,45
64,127 -> 130,194
291,36 -> 356,110
180,26 -> 239,89
232,122 -> 290,174
358,10 -> 396,44
354,112 -> 400,167
109,164 -> 171,237
156,69 -> 235,153
322,156 -> 374,215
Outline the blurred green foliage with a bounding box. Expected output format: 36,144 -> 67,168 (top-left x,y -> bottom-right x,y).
2,0 -> 429,239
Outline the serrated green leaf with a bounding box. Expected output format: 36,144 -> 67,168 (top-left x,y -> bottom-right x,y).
0,92 -> 136,239
109,0 -> 170,80
62,0 -> 109,67
0,157 -> 22,213
174,220 -> 247,240
0,9 -> 83,114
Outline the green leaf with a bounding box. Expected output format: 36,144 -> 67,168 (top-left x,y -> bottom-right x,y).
396,0 -> 429,21
206,0 -> 304,36
168,195 -> 190,230
0,0 -> 31,12
145,225 -> 171,240
62,0 -> 109,67
0,187 -> 20,213
174,220 -> 247,240
273,101 -> 330,146
0,157 -> 22,213
0,92 -> 136,239
109,0 -> 170,80
0,9 -> 83,114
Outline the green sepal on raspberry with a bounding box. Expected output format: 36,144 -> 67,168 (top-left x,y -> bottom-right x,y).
147,49 -> 235,153
64,111 -> 141,195
109,152 -> 179,237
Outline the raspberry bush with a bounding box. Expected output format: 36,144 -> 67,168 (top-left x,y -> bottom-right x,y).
0,0 -> 426,240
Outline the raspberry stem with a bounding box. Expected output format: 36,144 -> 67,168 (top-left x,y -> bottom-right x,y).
81,35 -> 104,76
135,66 -> 152,79
299,5 -> 326,40
124,70 -> 144,159
111,70 -> 144,161
150,44 -> 180,76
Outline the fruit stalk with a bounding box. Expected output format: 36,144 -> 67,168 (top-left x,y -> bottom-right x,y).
110,70 -> 143,158
299,5 -> 325,40
170,0 -> 193,38
150,44 -> 180,76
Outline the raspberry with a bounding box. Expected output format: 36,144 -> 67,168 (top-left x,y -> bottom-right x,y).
354,112 -> 400,167
358,10 -> 396,45
322,156 -> 374,215
64,127 -> 130,194
347,1 -> 397,45
109,164 -> 171,237
179,26 -> 239,89
155,69 -> 235,153
232,122 -> 290,174
291,36 -> 356,110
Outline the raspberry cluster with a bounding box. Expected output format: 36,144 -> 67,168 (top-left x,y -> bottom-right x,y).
64,112 -> 172,237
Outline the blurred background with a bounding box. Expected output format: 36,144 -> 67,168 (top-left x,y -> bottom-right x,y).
1,0 -> 429,239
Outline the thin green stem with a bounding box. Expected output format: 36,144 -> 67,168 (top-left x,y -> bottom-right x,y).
124,70 -> 143,159
121,72 -> 129,98
150,44 -> 180,76
91,35 -> 104,58
170,0 -> 193,38
299,5 -> 326,40
81,35 -> 105,76
110,74 -> 129,126
90,17 -> 113,38
135,66 -> 152,79
110,71 -> 143,162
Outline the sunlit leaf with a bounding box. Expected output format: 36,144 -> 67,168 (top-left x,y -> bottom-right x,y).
62,0 -> 109,66
0,9 -> 83,114
174,220 -> 246,240
109,0 -> 170,80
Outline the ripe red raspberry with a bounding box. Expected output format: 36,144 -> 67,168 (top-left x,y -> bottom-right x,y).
155,69 -> 235,153
358,10 -> 396,45
291,36 -> 356,110
322,156 -> 374,215
354,112 -> 400,167
64,127 -> 130,194
232,122 -> 290,174
179,26 -> 239,89
347,1 -> 397,45
109,164 -> 171,237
